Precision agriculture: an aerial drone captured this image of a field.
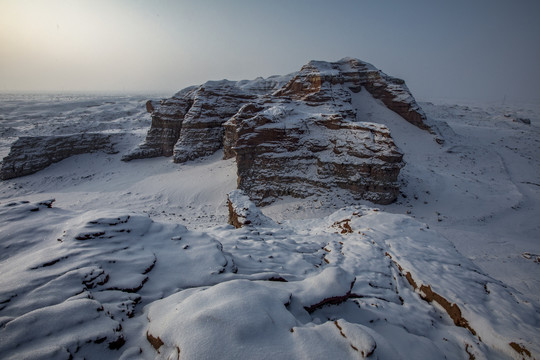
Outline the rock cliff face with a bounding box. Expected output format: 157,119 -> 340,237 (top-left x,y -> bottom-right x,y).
121,92 -> 194,161
223,100 -> 403,205
127,57 -> 429,204
1,133 -> 118,180
122,76 -> 291,162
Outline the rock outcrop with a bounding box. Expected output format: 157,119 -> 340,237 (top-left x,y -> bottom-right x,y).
273,58 -> 428,130
121,92 -> 194,161
124,57 -> 429,204
227,190 -> 273,228
122,76 -> 291,162
1,133 -> 118,180
223,101 -> 403,205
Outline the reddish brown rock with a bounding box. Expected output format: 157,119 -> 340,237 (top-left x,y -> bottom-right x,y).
276,58 -> 429,130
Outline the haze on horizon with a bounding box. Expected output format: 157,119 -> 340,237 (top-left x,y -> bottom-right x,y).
1,0 -> 539,103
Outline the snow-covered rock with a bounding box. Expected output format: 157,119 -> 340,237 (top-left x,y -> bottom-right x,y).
141,202 -> 539,359
0,180 -> 538,359
224,91 -> 403,205
275,58 -> 429,131
126,58 -> 425,205
0,200 -> 239,358
227,189 -> 273,228
122,77 -> 291,163
0,133 -> 119,180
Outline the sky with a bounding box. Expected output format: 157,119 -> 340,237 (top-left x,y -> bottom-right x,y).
1,0 -> 539,102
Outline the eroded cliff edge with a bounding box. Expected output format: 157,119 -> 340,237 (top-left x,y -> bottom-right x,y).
123,58 -> 429,205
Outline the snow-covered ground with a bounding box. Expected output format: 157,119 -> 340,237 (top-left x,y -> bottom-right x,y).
0,93 -> 538,359
264,92 -> 540,302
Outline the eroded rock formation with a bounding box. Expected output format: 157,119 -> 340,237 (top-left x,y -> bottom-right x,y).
123,76 -> 291,162
123,58 -> 431,204
274,58 -> 428,130
1,133 -> 118,180
223,100 -> 403,205
127,58 -> 429,204
123,58 -> 426,205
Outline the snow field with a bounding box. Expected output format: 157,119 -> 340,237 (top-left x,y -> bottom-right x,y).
0,94 -> 539,359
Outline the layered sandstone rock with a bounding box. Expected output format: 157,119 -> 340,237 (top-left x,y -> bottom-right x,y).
172,81 -> 257,163
123,77 -> 291,162
123,58 -> 430,204
126,58 -> 427,163
1,133 -> 118,180
223,92 -> 403,206
274,58 -> 428,130
122,89 -> 195,161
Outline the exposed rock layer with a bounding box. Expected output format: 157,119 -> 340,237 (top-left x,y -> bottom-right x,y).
274,58 -> 428,130
123,58 -> 426,204
123,77 -> 291,162
223,101 -> 403,205
1,133 -> 118,180
126,58 -> 427,162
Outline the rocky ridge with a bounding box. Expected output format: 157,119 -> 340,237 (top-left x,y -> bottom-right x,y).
122,76 -> 291,162
125,58 -> 428,205
0,58 -> 429,206
0,133 -> 119,180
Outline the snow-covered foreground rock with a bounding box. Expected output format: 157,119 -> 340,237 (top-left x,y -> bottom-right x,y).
0,195 -> 538,359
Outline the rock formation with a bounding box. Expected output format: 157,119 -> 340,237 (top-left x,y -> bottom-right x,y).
223,100 -> 403,205
273,58 -> 428,130
125,58 -> 424,205
227,190 -> 273,228
122,76 -> 291,162
0,58 -> 425,204
1,133 -> 118,180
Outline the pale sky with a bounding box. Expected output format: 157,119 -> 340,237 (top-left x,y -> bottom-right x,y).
1,0 -> 539,102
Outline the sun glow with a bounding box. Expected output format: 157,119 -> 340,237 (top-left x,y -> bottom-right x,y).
0,0 -> 174,91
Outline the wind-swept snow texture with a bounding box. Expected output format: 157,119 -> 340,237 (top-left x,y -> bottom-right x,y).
0,92 -> 539,359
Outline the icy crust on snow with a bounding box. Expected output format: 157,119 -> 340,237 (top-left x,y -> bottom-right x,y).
0,194 -> 538,358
